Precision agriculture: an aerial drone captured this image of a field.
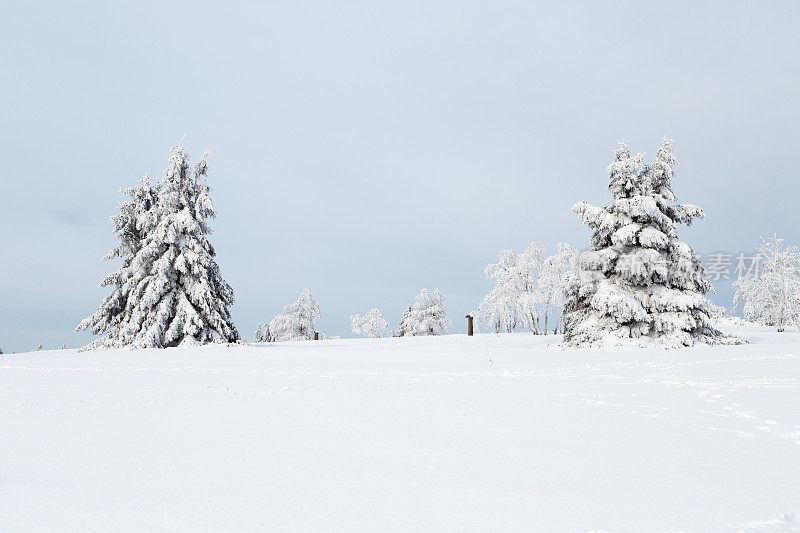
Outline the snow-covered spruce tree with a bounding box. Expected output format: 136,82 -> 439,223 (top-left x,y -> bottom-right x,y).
402,288 -> 451,336
733,236 -> 800,332
80,144 -> 239,349
76,174 -> 160,349
564,138 -> 738,347
266,289 -> 321,342
351,308 -> 390,338
393,306 -> 413,337
252,323 -> 272,342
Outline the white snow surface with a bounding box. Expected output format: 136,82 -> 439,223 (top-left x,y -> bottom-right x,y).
1,325 -> 799,532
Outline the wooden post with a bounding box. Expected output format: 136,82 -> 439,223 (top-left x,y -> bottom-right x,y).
314,332 -> 320,341
466,315 -> 474,336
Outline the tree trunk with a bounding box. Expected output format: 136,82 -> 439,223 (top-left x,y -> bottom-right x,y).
544,297 -> 551,334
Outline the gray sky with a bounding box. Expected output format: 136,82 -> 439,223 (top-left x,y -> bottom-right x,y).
1,1 -> 798,352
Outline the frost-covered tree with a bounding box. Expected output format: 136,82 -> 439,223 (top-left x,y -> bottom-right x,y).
396,288 -> 451,336
514,244 -> 547,333
564,138 -> 737,347
393,306 -> 413,337
477,287 -> 517,333
538,243 -> 577,334
78,144 -> 239,349
254,324 -> 263,343
733,236 -> 800,332
481,249 -> 524,333
76,174 -> 159,349
477,244 -> 545,333
351,308 -> 390,338
266,289 -> 321,342
476,243 -> 574,334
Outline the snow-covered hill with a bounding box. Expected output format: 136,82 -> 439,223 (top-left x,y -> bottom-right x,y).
1,326 -> 799,531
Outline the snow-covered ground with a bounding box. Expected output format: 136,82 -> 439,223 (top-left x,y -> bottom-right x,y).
1,325 -> 799,532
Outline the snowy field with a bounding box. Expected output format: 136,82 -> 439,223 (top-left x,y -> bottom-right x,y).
1,326 -> 799,532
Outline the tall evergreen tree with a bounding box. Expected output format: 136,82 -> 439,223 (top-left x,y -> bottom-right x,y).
78,144 -> 239,349
393,306 -> 413,337
126,145 -> 238,347
564,138 -> 740,347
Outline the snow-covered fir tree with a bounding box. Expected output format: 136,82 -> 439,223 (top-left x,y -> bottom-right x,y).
351,308 -> 389,338
265,289 -> 321,342
564,138 -> 738,347
77,144 -> 239,349
393,306 -> 413,337
252,323 -> 273,342
733,236 -> 800,332
76,174 -> 159,349
395,288 -> 451,337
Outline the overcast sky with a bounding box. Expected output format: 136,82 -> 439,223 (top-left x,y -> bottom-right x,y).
1,1 -> 798,352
